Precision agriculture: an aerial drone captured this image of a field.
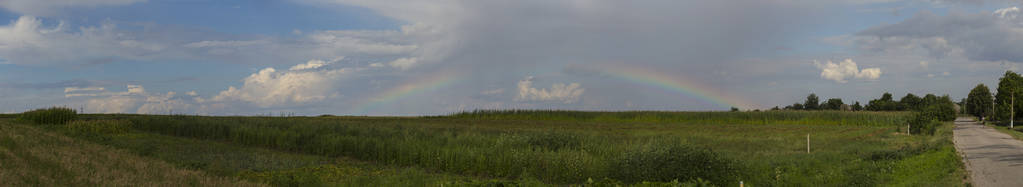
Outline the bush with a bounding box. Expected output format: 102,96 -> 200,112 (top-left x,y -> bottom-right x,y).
67,120 -> 133,135
17,107 -> 77,125
612,143 -> 738,186
908,104 -> 955,135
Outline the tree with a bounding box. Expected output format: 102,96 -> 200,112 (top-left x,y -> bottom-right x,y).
995,71 -> 1023,121
822,98 -> 844,110
851,101 -> 863,111
804,94 -> 820,110
967,84 -> 993,121
900,93 -> 922,111
867,92 -> 900,111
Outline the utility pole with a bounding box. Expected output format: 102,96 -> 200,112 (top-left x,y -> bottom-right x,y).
1012,91 -> 1015,129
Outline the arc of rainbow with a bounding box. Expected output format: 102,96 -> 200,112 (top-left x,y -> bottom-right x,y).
599,65 -> 754,110
350,72 -> 460,114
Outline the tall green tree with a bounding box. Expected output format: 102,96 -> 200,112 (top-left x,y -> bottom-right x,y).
867,92 -> 899,111
995,71 -> 1023,121
804,94 -> 820,110
900,93 -> 922,110
822,98 -> 844,110
967,84 -> 993,120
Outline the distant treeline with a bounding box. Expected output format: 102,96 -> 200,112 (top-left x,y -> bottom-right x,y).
775,92 -> 957,112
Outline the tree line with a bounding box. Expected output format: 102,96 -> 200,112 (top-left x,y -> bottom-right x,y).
776,92 -> 956,112
965,71 -> 1023,123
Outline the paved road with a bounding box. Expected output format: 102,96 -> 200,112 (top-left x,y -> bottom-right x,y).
954,117 -> 1023,187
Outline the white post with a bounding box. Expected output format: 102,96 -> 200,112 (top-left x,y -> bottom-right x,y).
907,124 -> 911,135
806,134 -> 810,153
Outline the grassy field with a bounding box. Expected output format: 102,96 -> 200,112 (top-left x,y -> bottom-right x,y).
0,119 -> 260,186
1,110 -> 967,186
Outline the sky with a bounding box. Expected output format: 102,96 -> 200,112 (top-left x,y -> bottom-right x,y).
1,0 -> 1022,115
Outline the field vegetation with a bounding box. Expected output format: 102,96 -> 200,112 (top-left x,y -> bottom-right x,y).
0,109 -> 966,186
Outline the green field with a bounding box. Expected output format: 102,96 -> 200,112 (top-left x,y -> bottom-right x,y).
0,110 -> 966,186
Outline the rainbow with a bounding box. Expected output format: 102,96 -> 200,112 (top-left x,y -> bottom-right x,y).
598,65 -> 754,110
351,72 -> 459,114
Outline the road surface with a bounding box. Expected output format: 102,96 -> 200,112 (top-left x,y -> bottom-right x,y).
954,117 -> 1023,187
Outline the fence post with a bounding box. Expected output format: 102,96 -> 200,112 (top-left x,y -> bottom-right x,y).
806,133 -> 810,153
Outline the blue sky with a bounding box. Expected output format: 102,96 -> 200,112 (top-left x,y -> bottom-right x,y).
0,0 -> 1021,115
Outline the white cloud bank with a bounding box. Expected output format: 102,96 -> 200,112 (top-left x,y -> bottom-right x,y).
814,59 -> 881,83
515,76 -> 584,104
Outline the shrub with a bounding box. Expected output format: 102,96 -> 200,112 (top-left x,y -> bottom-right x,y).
17,107 -> 77,125
612,143 -> 738,186
67,120 -> 133,135
908,104 -> 955,135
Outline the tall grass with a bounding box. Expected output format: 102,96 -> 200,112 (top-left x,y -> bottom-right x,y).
447,110 -> 911,126
17,107 -> 77,125
0,119 -> 260,186
118,111 -> 924,186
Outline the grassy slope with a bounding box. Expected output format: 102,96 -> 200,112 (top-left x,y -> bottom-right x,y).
0,119 -> 260,186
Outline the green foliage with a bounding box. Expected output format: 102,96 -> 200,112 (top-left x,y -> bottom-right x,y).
822,98 -> 844,110
867,92 -> 902,111
450,110 -> 910,126
612,143 -> 737,186
908,104 -> 957,135
526,132 -> 581,151
994,71 -> 1023,121
852,101 -> 864,111
967,84 -> 994,120
17,107 -> 77,125
67,120 -> 133,135
804,93 -> 820,110
23,111 -> 960,186
900,94 -> 922,111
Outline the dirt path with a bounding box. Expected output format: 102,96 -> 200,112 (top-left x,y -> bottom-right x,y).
954,117 -> 1023,187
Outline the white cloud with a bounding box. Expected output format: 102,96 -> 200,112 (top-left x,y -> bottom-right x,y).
515,76 -> 584,104
210,60 -> 353,107
0,0 -> 144,16
64,87 -> 104,93
814,59 -> 882,83
995,6 -> 1019,20
387,57 -> 418,70
289,59 -> 337,71
186,91 -> 198,96
919,61 -> 929,68
0,16 -> 168,66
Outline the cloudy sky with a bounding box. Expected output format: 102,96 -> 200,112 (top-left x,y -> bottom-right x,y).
0,0 -> 1021,115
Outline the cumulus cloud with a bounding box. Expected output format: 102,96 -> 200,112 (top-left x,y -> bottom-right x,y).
0,0 -> 144,16
210,59 -> 353,107
515,76 -> 584,104
814,59 -> 882,83
63,84 -> 197,114
856,7 -> 1023,63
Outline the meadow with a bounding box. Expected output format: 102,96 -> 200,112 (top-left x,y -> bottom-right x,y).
0,109 -> 966,186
